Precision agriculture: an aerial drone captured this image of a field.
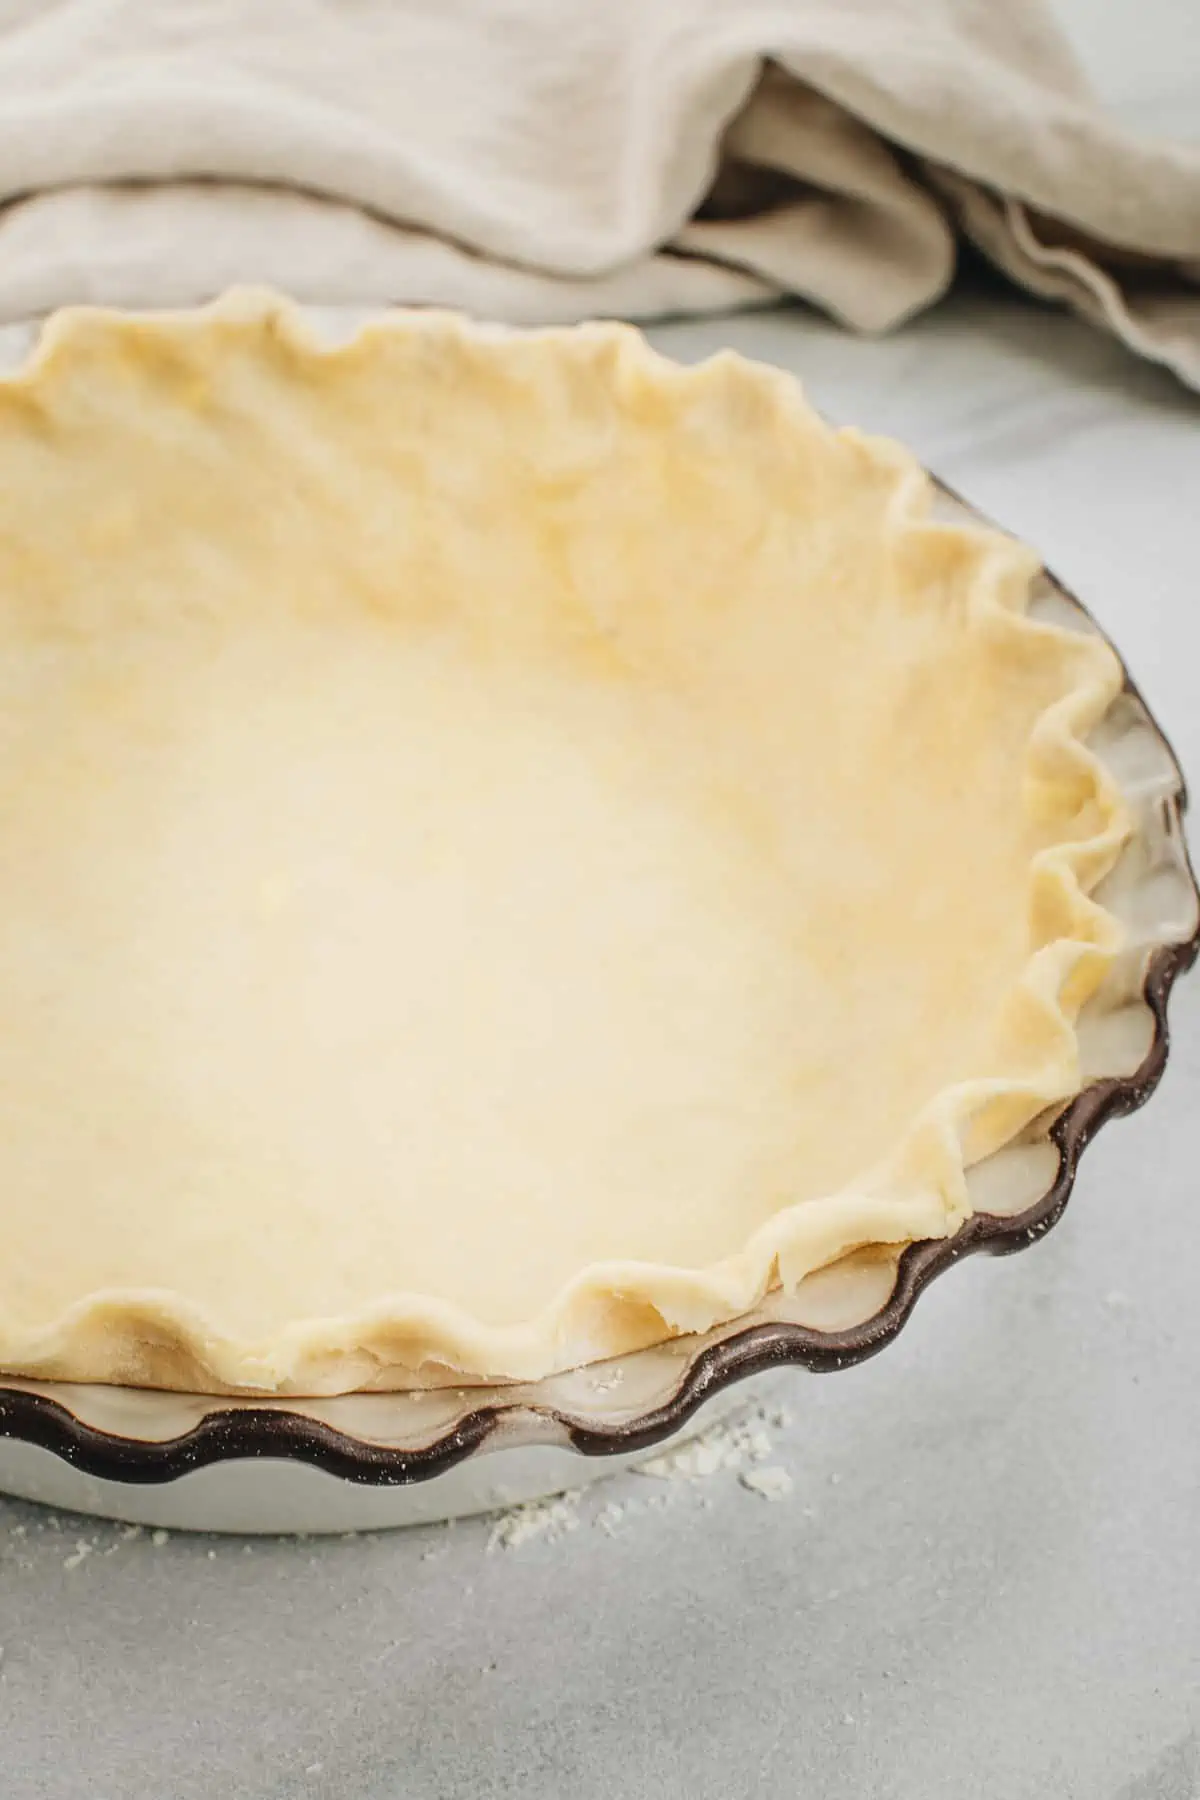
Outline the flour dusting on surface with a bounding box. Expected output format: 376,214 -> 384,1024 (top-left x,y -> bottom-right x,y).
483,1395 -> 797,1550
487,1490 -> 583,1552
739,1465 -> 793,1501
634,1400 -> 791,1483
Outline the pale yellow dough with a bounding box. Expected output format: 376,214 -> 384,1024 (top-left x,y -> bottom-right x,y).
0,293 -> 1127,1394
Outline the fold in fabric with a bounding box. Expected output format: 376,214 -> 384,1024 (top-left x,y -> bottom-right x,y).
0,0 -> 1196,384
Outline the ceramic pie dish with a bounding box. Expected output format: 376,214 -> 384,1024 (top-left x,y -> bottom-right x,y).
0,299 -> 1194,1531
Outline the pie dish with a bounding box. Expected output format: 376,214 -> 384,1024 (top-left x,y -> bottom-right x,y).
0,293 -> 1140,1398
0,462 -> 1193,1531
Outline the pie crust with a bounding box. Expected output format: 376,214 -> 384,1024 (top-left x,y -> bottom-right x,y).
0,293 -> 1127,1394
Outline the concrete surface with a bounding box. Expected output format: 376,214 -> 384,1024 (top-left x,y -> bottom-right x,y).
2,6 -> 1199,1796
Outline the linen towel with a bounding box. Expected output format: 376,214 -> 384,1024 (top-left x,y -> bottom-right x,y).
0,0 -> 1197,385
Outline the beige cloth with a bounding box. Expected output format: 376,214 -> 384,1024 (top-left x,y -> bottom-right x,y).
0,0 -> 1197,385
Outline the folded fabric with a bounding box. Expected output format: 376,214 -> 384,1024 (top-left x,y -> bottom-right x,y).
0,0 -> 1197,385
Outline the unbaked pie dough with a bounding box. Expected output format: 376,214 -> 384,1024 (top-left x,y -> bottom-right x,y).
0,293 -> 1127,1394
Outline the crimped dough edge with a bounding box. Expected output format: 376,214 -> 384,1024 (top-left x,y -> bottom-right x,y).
0,291 -> 1128,1394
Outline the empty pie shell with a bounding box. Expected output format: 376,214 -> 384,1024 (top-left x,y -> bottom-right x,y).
0,292 -> 1128,1395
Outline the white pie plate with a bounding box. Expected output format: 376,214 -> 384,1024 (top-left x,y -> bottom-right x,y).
0,473 -> 1194,1534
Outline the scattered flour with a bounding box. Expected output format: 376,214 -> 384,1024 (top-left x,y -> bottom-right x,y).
595,1498 -> 638,1536
634,1400 -> 791,1484
739,1466 -> 793,1502
487,1490 -> 582,1552
485,1396 -> 796,1549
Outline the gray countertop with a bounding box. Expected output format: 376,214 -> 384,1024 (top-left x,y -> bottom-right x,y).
3,10 -> 1200,1795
